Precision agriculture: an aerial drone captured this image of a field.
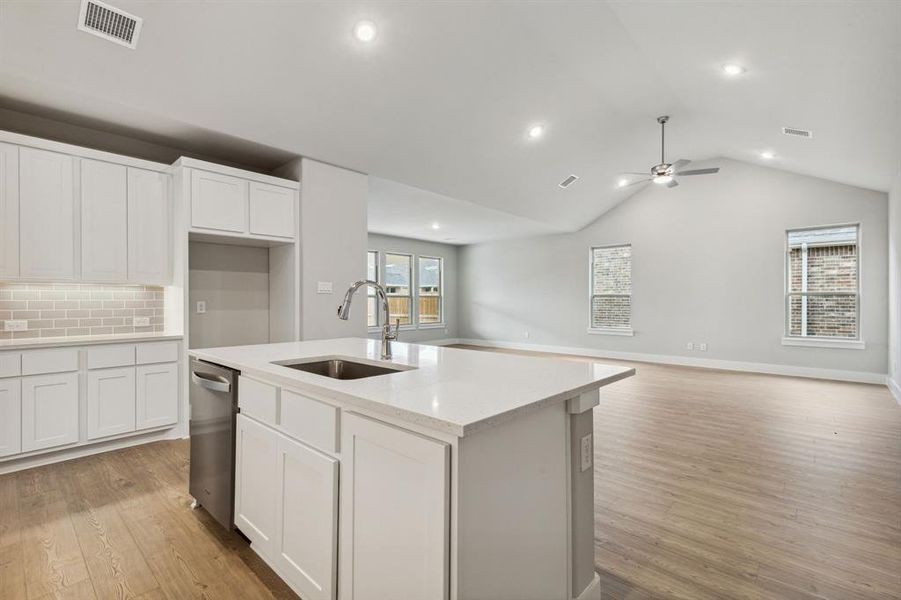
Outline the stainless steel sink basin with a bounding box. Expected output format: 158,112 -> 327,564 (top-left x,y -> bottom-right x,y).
273,358 -> 409,380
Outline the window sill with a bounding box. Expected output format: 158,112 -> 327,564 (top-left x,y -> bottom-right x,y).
587,327 -> 634,337
781,337 -> 865,350
417,323 -> 447,330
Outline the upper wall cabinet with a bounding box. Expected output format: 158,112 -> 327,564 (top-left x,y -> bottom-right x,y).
128,168 -> 170,285
19,147 -> 76,280
249,182 -> 295,239
81,159 -> 128,281
0,143 -> 19,279
191,170 -> 248,233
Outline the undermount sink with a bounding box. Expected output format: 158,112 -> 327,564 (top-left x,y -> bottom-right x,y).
273,357 -> 410,380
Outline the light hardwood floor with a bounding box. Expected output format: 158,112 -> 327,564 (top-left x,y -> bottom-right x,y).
1,347 -> 899,600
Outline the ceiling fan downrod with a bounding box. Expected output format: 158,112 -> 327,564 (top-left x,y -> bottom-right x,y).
657,115 -> 669,165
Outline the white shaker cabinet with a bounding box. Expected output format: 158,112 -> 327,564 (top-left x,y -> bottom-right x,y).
135,362 -> 178,430
0,378 -> 21,457
340,413 -> 450,600
81,159 -> 128,281
190,170 -> 247,233
128,167 -> 170,284
235,414 -> 279,559
275,434 -> 338,600
249,181 -> 295,239
19,147 -> 75,280
21,372 -> 79,452
86,367 -> 136,440
0,143 -> 19,279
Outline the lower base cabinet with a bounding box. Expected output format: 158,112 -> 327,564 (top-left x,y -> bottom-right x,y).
136,362 -> 179,429
87,367 -> 136,440
21,372 -> 79,452
0,378 -> 21,457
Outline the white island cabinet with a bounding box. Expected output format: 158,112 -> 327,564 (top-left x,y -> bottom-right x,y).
192,338 -> 634,600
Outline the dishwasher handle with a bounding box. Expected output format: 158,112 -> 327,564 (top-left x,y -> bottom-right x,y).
192,370 -> 232,393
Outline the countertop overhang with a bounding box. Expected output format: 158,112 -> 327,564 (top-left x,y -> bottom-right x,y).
189,338 -> 635,437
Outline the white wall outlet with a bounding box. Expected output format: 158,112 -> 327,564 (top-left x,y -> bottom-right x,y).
133,316 -> 150,327
699,343 -> 708,351
317,281 -> 333,294
3,319 -> 27,332
524,330 -> 530,339
196,301 -> 206,314
686,342 -> 694,351
580,434 -> 593,472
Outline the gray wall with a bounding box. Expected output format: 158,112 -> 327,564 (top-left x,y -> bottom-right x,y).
188,242 -> 271,349
889,172 -> 901,392
367,233 -> 459,343
459,158 -> 889,376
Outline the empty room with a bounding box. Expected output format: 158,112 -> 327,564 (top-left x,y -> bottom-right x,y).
0,1 -> 898,599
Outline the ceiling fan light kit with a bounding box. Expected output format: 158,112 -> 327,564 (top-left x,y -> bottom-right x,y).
622,115 -> 720,188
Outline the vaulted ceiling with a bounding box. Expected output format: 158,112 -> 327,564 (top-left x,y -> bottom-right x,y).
1,1 -> 898,243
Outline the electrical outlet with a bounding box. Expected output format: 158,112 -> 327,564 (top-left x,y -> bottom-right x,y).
686,342 -> 694,351
580,434 -> 593,472
3,319 -> 27,332
524,331 -> 530,339
196,301 -> 206,314
317,281 -> 333,294
133,316 -> 150,327
699,343 -> 708,351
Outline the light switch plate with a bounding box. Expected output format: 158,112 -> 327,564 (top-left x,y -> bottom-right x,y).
317,281 -> 333,294
133,317 -> 150,327
686,342 -> 694,351
3,319 -> 27,332
580,433 -> 593,472
699,343 -> 708,351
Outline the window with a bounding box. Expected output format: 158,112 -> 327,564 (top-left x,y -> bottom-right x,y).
590,245 -> 632,333
418,256 -> 443,325
384,253 -> 412,325
367,251 -> 378,327
785,225 -> 860,342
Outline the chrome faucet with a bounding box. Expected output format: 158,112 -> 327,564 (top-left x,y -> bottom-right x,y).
337,280 -> 400,360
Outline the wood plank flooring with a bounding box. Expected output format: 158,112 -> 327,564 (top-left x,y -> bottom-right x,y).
1,347 -> 899,599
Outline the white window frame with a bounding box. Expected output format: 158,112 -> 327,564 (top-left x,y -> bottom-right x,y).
588,244 -> 634,336
781,223 -> 864,350
417,255 -> 445,328
366,250 -> 380,330
383,251 -> 416,330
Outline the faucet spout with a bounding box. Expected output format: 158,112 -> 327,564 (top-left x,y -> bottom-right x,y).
336,280 -> 398,360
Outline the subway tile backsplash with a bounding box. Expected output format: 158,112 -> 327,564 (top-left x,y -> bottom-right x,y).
0,282 -> 165,340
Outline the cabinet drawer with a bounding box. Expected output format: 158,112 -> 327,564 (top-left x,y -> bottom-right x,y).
280,390 -> 339,454
0,353 -> 20,378
87,344 -> 135,369
239,376 -> 278,425
136,342 -> 179,365
21,348 -> 79,376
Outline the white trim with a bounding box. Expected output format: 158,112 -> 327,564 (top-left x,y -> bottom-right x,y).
574,573 -> 601,600
587,327 -> 634,337
171,157 -> 299,189
455,338 -> 887,385
781,336 -> 865,350
0,128 -> 169,172
888,376 -> 901,406
417,323 -> 447,330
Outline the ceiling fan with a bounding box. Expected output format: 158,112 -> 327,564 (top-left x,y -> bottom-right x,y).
621,116 -> 719,188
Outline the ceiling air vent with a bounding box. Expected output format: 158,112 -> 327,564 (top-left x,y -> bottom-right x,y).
558,174 -> 580,189
78,0 -> 143,49
782,126 -> 813,139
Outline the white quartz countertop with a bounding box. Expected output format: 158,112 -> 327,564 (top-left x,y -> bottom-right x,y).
0,331 -> 183,351
189,338 -> 634,437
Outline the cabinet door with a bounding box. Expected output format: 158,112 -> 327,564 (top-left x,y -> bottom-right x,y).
249,182 -> 295,239
0,378 -> 21,457
340,413 -> 449,600
86,367 -> 136,440
0,143 -> 19,279
19,148 -> 75,280
275,434 -> 338,600
21,372 -> 79,452
190,170 -> 247,233
135,362 -> 178,430
128,168 -> 170,284
235,414 -> 278,558
81,159 -> 128,281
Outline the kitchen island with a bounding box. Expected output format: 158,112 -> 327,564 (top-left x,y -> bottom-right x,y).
189,338 -> 634,600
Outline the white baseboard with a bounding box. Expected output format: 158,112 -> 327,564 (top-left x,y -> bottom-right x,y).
455,338 -> 888,385
574,573 -> 601,600
888,376 -> 901,405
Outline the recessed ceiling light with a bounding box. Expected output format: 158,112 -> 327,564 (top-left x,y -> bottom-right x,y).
431,222 -> 440,230
527,124 -> 545,139
653,175 -> 673,185
353,20 -> 377,42
722,63 -> 746,76
760,151 -> 775,159
617,178 -> 629,188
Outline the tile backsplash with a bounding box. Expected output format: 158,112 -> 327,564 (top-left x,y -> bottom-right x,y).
0,282 -> 165,340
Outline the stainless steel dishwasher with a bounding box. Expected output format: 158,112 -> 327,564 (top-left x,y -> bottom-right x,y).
188,357 -> 239,530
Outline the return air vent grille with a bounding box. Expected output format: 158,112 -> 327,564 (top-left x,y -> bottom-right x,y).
782,126 -> 813,139
78,0 -> 143,49
558,174 -> 580,189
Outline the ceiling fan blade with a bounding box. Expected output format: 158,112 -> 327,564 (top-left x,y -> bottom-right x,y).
624,178 -> 651,187
622,172 -> 651,176
669,159 -> 690,171
675,167 -> 719,176
666,178 -> 679,188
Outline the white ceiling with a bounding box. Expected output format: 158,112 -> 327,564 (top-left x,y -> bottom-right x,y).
1,1 -> 899,243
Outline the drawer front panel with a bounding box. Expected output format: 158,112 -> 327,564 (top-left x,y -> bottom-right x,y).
87,344 -> 136,370
238,376 -> 278,425
280,389 -> 339,454
136,342 -> 179,365
21,349 -> 79,376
